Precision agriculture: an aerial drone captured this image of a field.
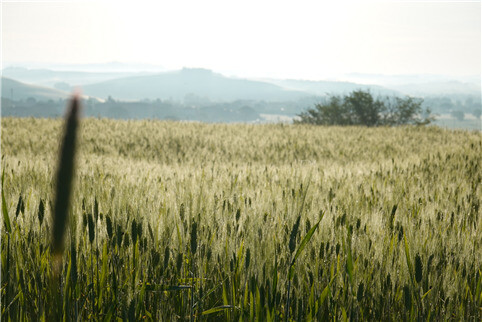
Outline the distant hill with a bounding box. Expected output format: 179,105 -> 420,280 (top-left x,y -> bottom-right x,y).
81,68 -> 309,101
1,77 -> 70,101
4,65 -> 479,100
341,73 -> 481,96
3,62 -> 165,73
391,81 -> 481,96
2,67 -> 150,88
265,79 -> 400,96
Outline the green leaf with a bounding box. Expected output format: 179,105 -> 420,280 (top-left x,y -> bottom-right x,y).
346,225 -> 354,286
222,283 -> 229,306
63,256 -> 72,315
100,242 -> 109,291
403,231 -> 415,287
255,286 -> 261,319
249,291 -> 254,321
1,170 -> 12,234
202,305 -> 234,316
289,213 -> 324,280
308,283 -> 315,309
312,274 -> 336,317
421,288 -> 432,300
342,307 -> 348,322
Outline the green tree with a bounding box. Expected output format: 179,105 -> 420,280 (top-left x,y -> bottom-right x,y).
296,90 -> 432,126
344,90 -> 383,126
298,95 -> 352,125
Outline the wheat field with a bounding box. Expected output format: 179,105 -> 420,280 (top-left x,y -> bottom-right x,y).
1,117 -> 481,320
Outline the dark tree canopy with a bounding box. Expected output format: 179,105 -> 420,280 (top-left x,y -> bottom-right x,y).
296,90 -> 432,126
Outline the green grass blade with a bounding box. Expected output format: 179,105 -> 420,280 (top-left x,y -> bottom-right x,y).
289,213 -> 324,279
403,231 -> 415,286
421,288 -> 432,300
202,305 -> 234,316
346,225 -> 354,287
1,170 -> 12,234
313,274 -> 336,317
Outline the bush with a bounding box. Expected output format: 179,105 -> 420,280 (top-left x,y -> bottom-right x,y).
296,90 -> 432,126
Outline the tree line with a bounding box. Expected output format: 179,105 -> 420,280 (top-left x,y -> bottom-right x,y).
296,90 -> 433,126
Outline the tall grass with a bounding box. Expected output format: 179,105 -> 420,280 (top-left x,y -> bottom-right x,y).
1,117 -> 481,320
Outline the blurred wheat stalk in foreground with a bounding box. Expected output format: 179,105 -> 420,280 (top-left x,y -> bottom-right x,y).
50,95 -> 80,317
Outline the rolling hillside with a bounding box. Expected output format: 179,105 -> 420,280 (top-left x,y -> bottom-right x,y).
265,79 -> 400,96
2,66 -> 152,88
1,77 -> 70,101
81,68 -> 309,101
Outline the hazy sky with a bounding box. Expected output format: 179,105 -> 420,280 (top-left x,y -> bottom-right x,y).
1,0 -> 481,80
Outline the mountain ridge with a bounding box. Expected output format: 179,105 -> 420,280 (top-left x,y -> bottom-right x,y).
1,77 -> 70,101
80,68 -> 310,102
2,66 -> 480,103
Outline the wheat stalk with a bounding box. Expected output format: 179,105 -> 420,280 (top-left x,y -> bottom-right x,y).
49,95 -> 80,319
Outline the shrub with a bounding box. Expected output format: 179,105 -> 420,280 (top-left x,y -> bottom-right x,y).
296,90 -> 433,126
